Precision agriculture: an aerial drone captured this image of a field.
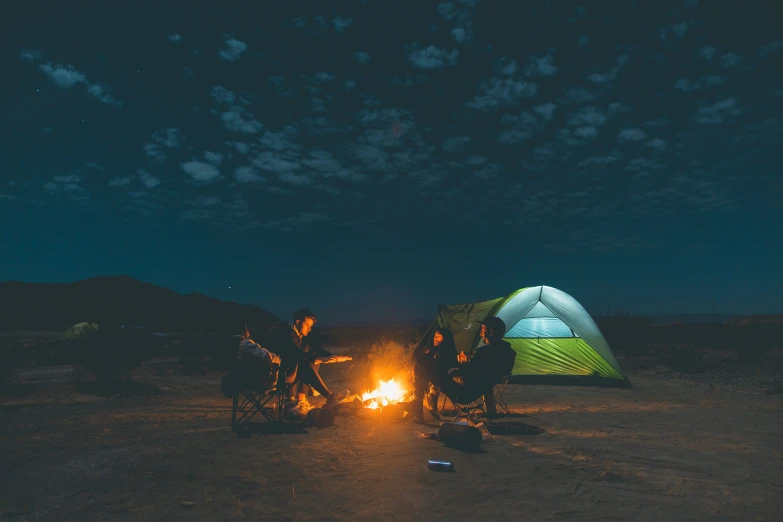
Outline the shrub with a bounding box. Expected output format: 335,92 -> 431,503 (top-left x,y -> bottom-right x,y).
663,345 -> 706,372
1,341 -> 25,386
74,325 -> 164,384
594,309 -> 654,356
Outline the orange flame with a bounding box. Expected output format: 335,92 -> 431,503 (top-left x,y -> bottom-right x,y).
361,379 -> 410,409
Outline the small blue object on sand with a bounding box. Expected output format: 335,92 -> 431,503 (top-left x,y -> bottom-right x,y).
427,460 -> 455,472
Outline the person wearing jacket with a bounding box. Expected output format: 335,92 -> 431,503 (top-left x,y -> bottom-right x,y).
410,326 -> 459,422
273,308 -> 349,415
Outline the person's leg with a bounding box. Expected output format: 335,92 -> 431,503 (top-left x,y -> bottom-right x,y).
425,383 -> 441,421
296,360 -> 331,398
297,361 -> 321,401
411,355 -> 438,420
278,358 -> 298,398
483,387 -> 499,418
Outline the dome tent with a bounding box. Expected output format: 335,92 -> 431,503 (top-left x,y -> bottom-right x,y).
423,286 -> 630,388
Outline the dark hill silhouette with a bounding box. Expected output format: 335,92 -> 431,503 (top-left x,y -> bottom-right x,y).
0,275 -> 280,333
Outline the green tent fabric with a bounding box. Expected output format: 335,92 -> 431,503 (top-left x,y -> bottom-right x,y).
425,286 -> 631,388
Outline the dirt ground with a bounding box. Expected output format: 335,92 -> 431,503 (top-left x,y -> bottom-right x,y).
2,366 -> 782,522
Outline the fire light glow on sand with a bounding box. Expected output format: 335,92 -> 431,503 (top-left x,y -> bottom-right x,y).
361,379 -> 410,409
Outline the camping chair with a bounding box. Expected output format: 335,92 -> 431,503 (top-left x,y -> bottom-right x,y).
441,393 -> 486,424
222,345 -> 292,434
493,375 -> 512,415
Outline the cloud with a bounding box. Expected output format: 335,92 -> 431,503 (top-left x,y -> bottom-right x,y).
181,161 -> 222,183
229,142 -> 250,154
143,143 -> 166,161
108,177 -> 131,187
19,48 -> 42,63
674,76 -> 727,92
204,151 -> 223,165
617,128 -> 647,142
644,118 -> 667,128
645,138 -> 667,151
577,35 -> 589,47
263,212 -> 330,232
137,169 -> 161,188
525,54 -> 558,77
0,194 -> 18,201
566,106 -> 608,127
218,35 -> 248,62
659,22 -> 688,41
700,46 -> 716,60
87,84 -> 122,106
150,128 -> 184,150
53,174 -> 82,184
354,52 -> 371,64
408,45 -> 459,69
313,72 -> 336,82
563,88 -> 594,104
278,172 -> 313,185
533,103 -> 557,121
578,155 -> 618,167
588,53 -> 628,84
442,136 -> 472,153
259,127 -> 299,151
333,16 -> 353,32
45,175 -> 86,196
695,97 -> 740,124
38,64 -> 86,87
234,165 -> 266,184
555,128 -> 593,146
167,33 -> 182,42
252,151 -> 302,173
210,86 -> 236,104
497,112 -> 538,144
221,110 -> 263,133
759,40 -> 783,57
574,126 -> 598,139
85,161 -> 102,170
35,60 -> 122,107
466,77 -> 537,111
720,52 -> 743,68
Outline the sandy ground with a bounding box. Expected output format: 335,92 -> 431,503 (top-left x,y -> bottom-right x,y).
2,367 -> 782,522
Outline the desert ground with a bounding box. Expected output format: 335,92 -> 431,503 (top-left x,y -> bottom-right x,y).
2,361 -> 782,522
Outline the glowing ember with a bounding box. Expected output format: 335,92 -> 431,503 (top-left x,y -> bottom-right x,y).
361,379 -> 409,409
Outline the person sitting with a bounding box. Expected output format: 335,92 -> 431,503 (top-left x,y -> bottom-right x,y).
442,315 -> 516,419
272,308 -> 350,416
410,326 -> 458,422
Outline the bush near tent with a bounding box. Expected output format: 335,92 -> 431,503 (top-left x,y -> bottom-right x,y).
74,324 -> 165,384
593,310 -> 654,357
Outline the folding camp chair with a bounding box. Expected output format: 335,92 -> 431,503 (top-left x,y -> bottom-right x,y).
493,375 -> 512,415
440,392 -> 486,424
232,374 -> 285,430
222,341 -> 295,434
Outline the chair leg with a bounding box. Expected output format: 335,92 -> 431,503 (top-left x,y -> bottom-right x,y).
231,391 -> 239,432
494,381 -> 511,415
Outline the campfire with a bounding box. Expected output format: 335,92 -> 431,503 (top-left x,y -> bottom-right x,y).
361,378 -> 411,410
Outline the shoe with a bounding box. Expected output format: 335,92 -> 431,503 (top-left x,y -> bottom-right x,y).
325,389 -> 350,410
290,398 -> 313,417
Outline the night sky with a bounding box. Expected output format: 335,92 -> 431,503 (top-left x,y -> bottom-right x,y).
2,1 -> 782,323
